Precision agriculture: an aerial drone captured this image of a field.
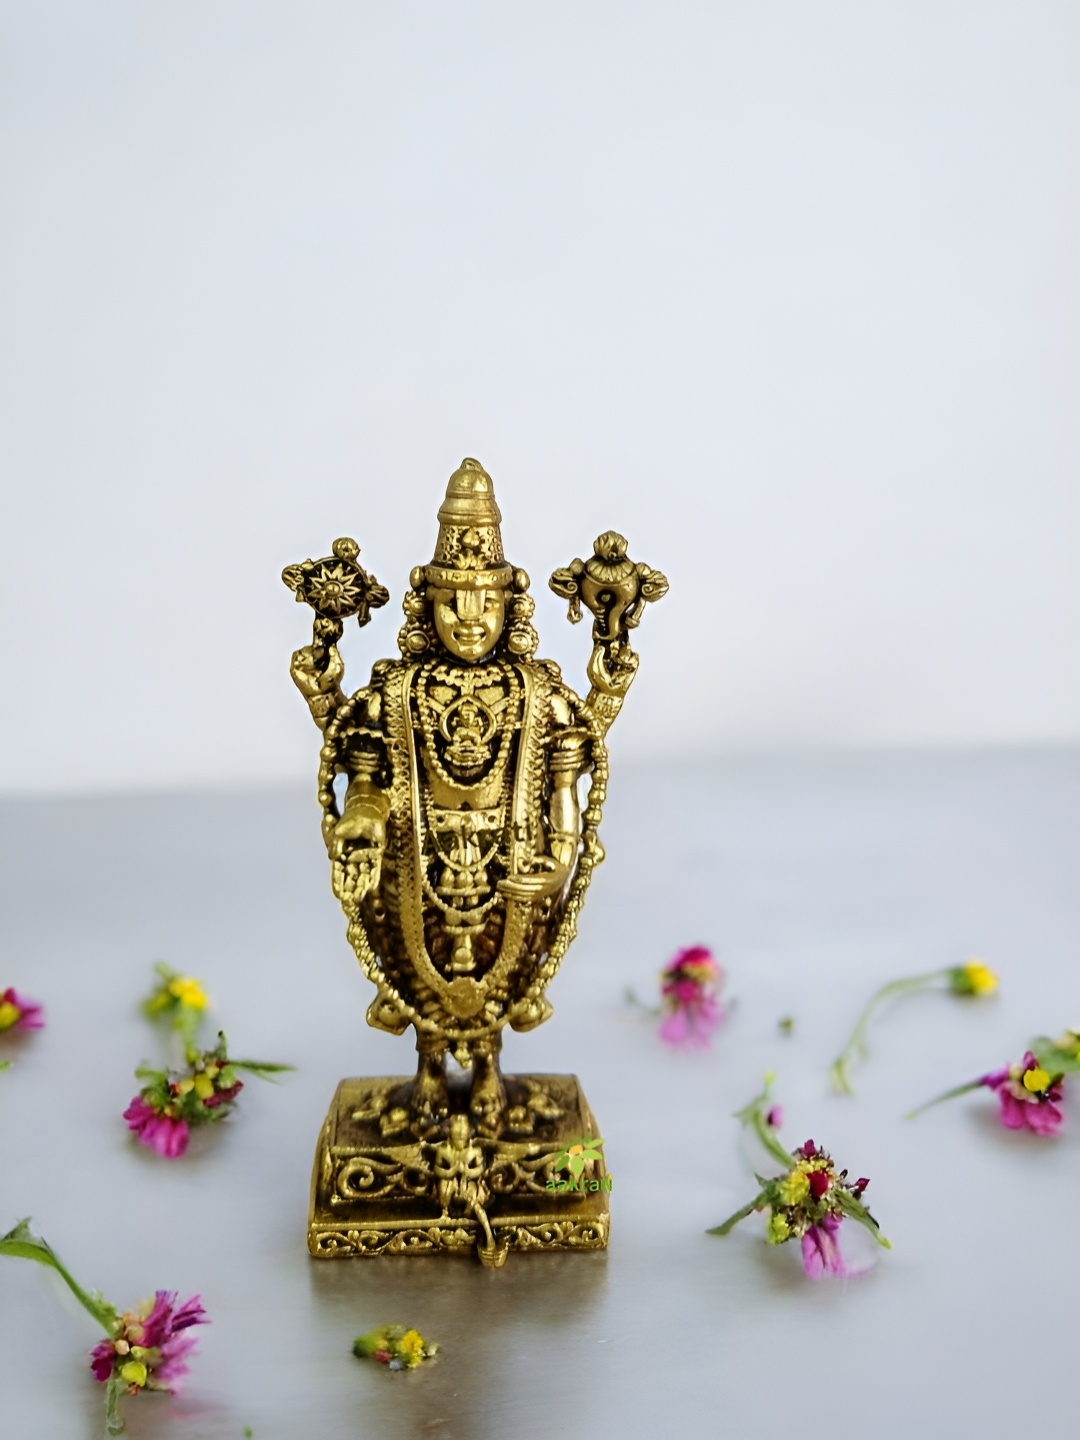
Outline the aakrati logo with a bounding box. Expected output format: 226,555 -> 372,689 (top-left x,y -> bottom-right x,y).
546,1134 -> 613,1192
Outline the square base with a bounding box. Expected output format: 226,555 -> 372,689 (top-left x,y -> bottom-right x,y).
308,1073 -> 609,1263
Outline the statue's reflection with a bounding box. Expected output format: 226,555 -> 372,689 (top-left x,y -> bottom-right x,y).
309,1250 -> 608,1440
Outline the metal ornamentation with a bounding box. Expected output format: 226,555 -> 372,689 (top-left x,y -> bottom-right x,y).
285,458 -> 666,1265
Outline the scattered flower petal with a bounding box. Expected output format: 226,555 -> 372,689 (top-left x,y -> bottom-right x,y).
353,1325 -> 438,1369
708,1078 -> 890,1281
0,987 -> 44,1033
0,1219 -> 208,1436
910,1048 -> 1065,1135
658,946 -> 726,1050
830,961 -> 998,1094
123,1095 -> 191,1159
123,1022 -> 291,1159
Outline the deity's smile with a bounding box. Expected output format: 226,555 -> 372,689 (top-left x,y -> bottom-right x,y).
452,622 -> 486,645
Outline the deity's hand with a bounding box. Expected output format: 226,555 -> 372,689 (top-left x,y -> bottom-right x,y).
290,644 -> 345,701
497,856 -> 569,901
586,639 -> 639,698
331,848 -> 383,915
332,805 -> 386,853
329,796 -> 388,913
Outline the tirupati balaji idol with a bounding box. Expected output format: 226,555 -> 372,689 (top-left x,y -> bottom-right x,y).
285,459 -> 666,1265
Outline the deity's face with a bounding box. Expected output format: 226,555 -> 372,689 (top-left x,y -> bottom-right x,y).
429,583 -> 506,662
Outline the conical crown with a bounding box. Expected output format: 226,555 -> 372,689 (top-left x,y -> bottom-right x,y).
425,458 -> 512,587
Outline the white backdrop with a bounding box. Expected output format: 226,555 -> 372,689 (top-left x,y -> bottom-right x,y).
1,1 -> 1078,794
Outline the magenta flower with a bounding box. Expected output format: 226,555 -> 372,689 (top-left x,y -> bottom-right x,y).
0,986 -> 44,1032
123,1095 -> 191,1159
909,1049 -> 1065,1136
1,1218 -> 209,1436
90,1289 -> 208,1398
709,1080 -> 890,1280
658,946 -> 726,1049
122,1030 -> 289,1159
801,1212 -> 846,1278
982,1052 -> 1064,1136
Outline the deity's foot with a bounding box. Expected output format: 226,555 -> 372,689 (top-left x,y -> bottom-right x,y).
411,1058 -> 449,1127
469,1060 -> 507,1135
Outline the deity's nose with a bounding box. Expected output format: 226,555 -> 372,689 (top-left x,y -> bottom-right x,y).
455,588 -> 485,619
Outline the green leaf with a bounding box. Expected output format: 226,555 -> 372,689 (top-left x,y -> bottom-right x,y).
834,1189 -> 891,1249
1030,1040 -> 1080,1073
0,1219 -> 117,1332
354,1325 -> 401,1358
706,1189 -> 769,1236
569,1156 -> 585,1177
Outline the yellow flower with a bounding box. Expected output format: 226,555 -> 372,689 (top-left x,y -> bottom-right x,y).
960,961 -> 998,996
397,1329 -> 426,1366
193,1073 -> 214,1100
778,1168 -> 810,1206
119,1360 -> 148,1388
168,977 -> 208,1010
765,1212 -> 791,1244
0,1001 -> 19,1032
1023,1066 -> 1050,1093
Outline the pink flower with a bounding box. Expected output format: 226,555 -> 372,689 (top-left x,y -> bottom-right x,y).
658,946 -> 726,1049
123,1095 -> 191,1159
0,987 -> 44,1032
90,1291 -> 208,1395
801,1213 -> 846,1278
981,1052 -> 1064,1136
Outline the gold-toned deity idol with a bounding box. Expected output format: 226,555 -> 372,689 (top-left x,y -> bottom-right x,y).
284,459 -> 666,1265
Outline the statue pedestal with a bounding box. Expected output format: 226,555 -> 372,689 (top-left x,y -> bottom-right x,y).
308,1073 -> 610,1266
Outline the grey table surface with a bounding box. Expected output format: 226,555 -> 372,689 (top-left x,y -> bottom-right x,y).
2,750 -> 1079,1440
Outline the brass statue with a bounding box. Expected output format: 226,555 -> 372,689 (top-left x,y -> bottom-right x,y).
285,458 -> 666,1264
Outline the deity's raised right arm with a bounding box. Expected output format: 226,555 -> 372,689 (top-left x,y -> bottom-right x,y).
282,537 -> 391,908
283,536 -> 388,729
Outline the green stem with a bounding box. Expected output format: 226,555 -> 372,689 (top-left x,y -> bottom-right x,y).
230,1060 -> 295,1081
733,1074 -> 793,1168
748,1105 -> 793,1168
706,1189 -> 769,1236
903,1077 -> 984,1120
830,969 -> 952,1095
624,987 -> 661,1018
0,1219 -> 117,1333
103,1374 -> 125,1436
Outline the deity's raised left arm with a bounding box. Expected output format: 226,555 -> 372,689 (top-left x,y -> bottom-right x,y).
549,530 -> 668,737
